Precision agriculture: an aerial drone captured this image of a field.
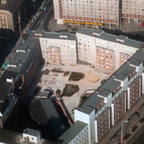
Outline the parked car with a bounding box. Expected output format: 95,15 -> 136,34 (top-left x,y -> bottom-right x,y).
44,7 -> 47,10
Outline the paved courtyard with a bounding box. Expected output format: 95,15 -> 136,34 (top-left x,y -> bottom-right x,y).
38,64 -> 113,119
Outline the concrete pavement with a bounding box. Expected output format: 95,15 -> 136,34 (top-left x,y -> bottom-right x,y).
38,64 -> 113,120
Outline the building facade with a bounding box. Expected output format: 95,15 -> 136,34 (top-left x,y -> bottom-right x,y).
39,31 -> 77,65
54,0 -> 120,26
76,27 -> 143,71
58,48 -> 144,143
0,0 -> 26,36
122,0 -> 144,23
54,0 -> 144,26
0,30 -> 43,128
58,121 -> 88,144
38,27 -> 143,71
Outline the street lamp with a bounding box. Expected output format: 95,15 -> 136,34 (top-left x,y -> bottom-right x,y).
121,120 -> 128,144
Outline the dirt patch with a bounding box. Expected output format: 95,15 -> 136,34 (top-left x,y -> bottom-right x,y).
82,71 -> 99,83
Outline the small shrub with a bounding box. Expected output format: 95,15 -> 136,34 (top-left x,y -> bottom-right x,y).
101,79 -> 106,84
69,72 -> 85,81
63,71 -> 70,77
56,89 -> 61,95
62,84 -> 79,97
51,68 -> 63,73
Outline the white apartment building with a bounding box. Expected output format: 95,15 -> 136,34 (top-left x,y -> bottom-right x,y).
54,0 -> 120,26
58,48 -> 144,143
76,27 -> 144,71
58,121 -> 89,144
122,0 -> 144,23
54,0 -> 144,27
39,31 -> 77,65
37,27 -> 144,72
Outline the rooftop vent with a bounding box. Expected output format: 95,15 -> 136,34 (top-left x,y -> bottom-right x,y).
7,60 -> 19,68
92,29 -> 104,36
116,35 -> 128,43
59,32 -> 69,39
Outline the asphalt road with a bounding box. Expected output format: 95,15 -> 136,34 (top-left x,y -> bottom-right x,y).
31,0 -> 53,31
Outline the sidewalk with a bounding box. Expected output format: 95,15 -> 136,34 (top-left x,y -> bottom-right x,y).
99,95 -> 144,144
48,16 -> 144,34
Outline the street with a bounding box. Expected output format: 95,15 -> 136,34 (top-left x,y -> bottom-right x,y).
30,0 -> 53,31
105,102 -> 144,144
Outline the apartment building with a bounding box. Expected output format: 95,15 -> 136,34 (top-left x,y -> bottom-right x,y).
57,47 -> 144,143
0,0 -> 26,36
54,0 -> 120,26
0,30 -> 43,128
39,31 -> 77,65
57,121 -> 88,144
122,0 -> 144,23
111,91 -> 127,125
54,0 -> 144,27
38,27 -> 144,71
76,27 -> 144,71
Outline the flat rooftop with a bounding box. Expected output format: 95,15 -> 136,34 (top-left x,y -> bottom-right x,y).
23,128 -> 40,137
0,128 -> 22,144
0,0 -> 24,14
115,62 -> 136,81
37,30 -> 76,41
57,121 -> 87,144
30,99 -> 65,138
98,76 -> 121,97
77,27 -> 144,49
81,92 -> 104,108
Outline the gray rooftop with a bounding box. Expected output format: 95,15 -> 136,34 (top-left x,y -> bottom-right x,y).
77,27 -> 144,49
41,31 -> 76,41
8,60 -> 19,66
98,76 -> 121,97
80,105 -> 94,114
0,128 -> 22,144
30,99 -> 65,138
14,51 -> 31,63
129,48 -> 144,66
37,91 -> 51,97
116,35 -> 128,42
57,121 -> 87,144
17,45 -> 28,51
81,92 -> 104,108
115,62 -> 136,81
0,0 -> 24,14
23,128 -> 41,137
